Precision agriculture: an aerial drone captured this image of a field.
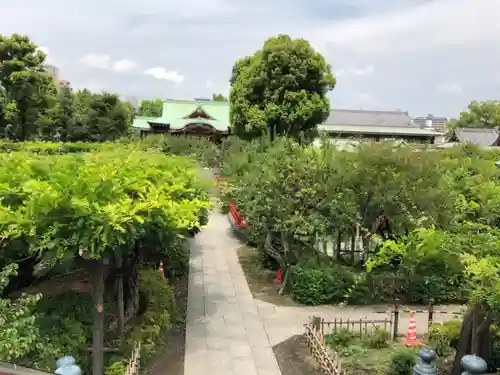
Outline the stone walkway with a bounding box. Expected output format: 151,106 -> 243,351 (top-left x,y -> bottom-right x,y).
184,211 -> 282,375
183,209 -> 464,375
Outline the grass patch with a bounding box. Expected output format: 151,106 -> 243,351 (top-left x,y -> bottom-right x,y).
237,246 -> 298,307
324,328 -> 418,375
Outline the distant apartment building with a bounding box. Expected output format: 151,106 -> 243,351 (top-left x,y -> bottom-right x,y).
413,114 -> 449,132
123,96 -> 139,110
42,64 -> 68,88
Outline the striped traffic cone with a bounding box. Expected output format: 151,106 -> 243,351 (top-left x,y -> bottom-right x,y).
403,311 -> 424,347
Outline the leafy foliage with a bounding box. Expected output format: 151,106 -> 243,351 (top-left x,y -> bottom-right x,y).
325,328 -> 396,375
229,34 -> 336,140
0,146 -> 210,266
387,348 -> 417,375
139,134 -> 221,168
447,100 -> 500,134
0,264 -> 41,361
138,99 -> 163,117
428,320 -> 462,357
219,137 -> 500,309
0,143 -> 209,370
125,268 -> 176,361
212,93 -> 227,102
0,33 -> 133,142
291,263 -> 354,305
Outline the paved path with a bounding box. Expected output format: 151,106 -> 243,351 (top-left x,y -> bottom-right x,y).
254,299 -> 464,345
183,209 -> 464,375
184,211 -> 282,375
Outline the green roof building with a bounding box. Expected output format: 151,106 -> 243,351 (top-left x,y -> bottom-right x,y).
132,98 -> 230,139
132,99 -> 440,144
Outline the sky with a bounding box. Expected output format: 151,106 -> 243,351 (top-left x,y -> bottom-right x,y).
1,0 -> 499,118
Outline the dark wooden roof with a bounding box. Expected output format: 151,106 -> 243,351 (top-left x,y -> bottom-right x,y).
324,109 -> 414,127
450,128 -> 500,146
319,109 -> 439,137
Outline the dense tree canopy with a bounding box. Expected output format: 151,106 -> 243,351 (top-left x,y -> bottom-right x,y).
447,100 -> 500,134
212,93 -> 227,102
138,98 -> 163,117
218,137 -> 500,369
229,34 -> 336,141
0,33 -> 133,142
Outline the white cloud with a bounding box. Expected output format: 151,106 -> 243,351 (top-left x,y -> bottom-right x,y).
336,64 -> 374,77
144,67 -> 184,85
80,54 -> 137,73
112,58 -> 137,72
3,0 -> 499,116
37,46 -> 55,65
313,0 -> 500,56
80,53 -> 111,69
204,79 -> 214,89
437,83 -> 463,94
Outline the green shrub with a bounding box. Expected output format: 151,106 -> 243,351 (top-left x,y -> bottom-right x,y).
428,319 -> 462,357
291,263 -> 354,305
404,275 -> 467,304
388,348 -> 417,375
163,238 -> 190,278
104,360 -> 127,375
155,135 -> 221,167
325,328 -> 357,348
362,327 -> 390,349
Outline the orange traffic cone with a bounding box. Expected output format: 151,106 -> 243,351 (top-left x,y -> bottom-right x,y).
403,311 -> 424,347
159,262 -> 164,273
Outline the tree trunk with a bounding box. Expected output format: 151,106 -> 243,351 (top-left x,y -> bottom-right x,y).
278,231 -> 292,296
91,259 -> 105,375
115,253 -> 125,343
278,267 -> 292,295
451,306 -> 492,375
124,257 -> 140,319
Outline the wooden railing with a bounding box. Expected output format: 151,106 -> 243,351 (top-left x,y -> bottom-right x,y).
304,320 -> 345,375
320,316 -> 393,337
124,343 -> 141,375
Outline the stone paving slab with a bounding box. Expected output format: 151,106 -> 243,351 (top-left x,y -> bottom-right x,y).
184,212 -> 282,375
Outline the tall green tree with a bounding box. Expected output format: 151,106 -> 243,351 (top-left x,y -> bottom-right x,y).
138,98 -> 163,117
229,34 -> 336,141
84,92 -> 134,142
212,93 -> 227,102
0,34 -> 57,140
447,100 -> 500,136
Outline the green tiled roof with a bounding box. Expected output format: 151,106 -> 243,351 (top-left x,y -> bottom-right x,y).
132,99 -> 230,132
133,100 -> 440,138
132,116 -> 160,129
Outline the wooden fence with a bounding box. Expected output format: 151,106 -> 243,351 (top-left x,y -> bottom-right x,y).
304,319 -> 345,375
124,343 -> 141,375
314,302 -> 464,342
319,316 -> 393,338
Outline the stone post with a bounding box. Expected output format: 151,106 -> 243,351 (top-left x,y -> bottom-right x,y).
55,356 -> 82,375
414,348 -> 437,375
460,355 -> 488,375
